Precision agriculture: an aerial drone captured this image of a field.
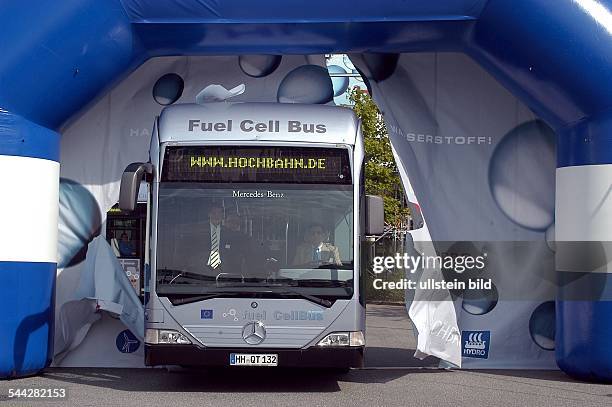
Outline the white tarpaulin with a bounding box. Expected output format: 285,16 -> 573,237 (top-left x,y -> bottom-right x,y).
53,236 -> 145,365
353,53 -> 557,368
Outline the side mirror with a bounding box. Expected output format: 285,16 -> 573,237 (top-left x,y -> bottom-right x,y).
119,162 -> 153,212
407,201 -> 424,230
365,195 -> 384,235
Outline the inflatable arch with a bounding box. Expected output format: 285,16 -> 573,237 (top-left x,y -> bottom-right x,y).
0,0 -> 610,380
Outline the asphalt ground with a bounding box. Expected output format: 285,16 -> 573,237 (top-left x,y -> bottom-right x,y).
1,305 -> 610,407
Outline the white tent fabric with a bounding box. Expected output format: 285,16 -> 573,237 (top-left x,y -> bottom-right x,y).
353,53 -> 556,368
53,236 -> 144,363
75,236 -> 145,340
353,54 -> 462,366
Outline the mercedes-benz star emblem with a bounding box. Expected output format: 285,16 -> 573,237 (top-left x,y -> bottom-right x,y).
242,321 -> 266,345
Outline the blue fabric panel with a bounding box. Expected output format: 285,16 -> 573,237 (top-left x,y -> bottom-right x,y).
467,0 -> 612,129
120,0 -> 488,22
557,112 -> 612,167
557,299 -> 612,382
0,262 -> 56,379
0,110 -> 60,162
0,0 -> 138,129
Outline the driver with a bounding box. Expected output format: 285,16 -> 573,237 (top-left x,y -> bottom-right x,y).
204,206 -> 252,275
292,223 -> 342,266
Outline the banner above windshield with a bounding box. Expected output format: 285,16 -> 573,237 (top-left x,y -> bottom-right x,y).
162,146 -> 351,184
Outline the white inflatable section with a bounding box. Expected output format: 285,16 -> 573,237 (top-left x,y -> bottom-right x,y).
556,165 -> 612,242
556,165 -> 612,275
0,155 -> 59,263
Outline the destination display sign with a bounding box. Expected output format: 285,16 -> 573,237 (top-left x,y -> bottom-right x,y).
161,146 -> 351,184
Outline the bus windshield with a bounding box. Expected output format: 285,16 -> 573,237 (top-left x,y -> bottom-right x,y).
155,146 -> 354,301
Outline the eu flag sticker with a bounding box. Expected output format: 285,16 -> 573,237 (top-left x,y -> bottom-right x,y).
201,309 -> 214,319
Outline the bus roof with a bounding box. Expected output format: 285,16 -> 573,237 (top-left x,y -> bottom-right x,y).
158,102 -> 359,145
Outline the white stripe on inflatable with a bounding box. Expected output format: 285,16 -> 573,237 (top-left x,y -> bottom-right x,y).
556,164 -> 612,273
0,155 -> 59,263
556,164 -> 612,241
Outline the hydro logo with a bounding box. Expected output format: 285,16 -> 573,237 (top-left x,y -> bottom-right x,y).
461,331 -> 490,359
116,329 -> 141,353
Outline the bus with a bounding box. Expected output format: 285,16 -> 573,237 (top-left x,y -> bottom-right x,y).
119,102 -> 383,370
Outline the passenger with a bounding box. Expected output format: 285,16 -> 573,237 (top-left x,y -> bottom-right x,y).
292,223 -> 342,266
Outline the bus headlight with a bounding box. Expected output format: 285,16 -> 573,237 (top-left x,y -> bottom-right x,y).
317,331 -> 365,347
145,329 -> 191,345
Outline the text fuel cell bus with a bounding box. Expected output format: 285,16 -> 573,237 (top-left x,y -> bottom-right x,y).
119,102 -> 384,369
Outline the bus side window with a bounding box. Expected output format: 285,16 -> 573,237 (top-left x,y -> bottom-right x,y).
106,203 -> 146,302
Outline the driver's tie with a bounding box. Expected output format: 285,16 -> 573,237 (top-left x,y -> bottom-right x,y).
208,228 -> 221,269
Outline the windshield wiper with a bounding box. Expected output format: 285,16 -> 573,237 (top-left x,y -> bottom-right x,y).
212,286 -> 334,307
167,285 -> 333,307
290,279 -> 352,288
171,292 -> 241,306
273,289 -> 332,307
171,294 -> 218,306
312,263 -> 352,270
158,269 -> 217,284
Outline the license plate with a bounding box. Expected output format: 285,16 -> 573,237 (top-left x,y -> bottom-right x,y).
230,353 -> 278,366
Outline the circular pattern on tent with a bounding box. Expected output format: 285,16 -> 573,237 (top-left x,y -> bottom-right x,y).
277,65 -> 334,104
58,178 -> 102,268
239,55 -> 282,77
489,120 -> 556,231
152,73 -> 184,105
328,64 -> 349,97
529,301 -> 555,350
461,281 -> 499,315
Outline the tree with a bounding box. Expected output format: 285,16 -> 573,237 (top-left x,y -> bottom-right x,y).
348,87 -> 409,227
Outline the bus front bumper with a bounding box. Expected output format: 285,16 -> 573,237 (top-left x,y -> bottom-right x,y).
145,344 -> 364,368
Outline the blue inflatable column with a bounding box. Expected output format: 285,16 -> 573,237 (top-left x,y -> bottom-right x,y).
556,113 -> 612,382
0,110 -> 59,378
466,0 -> 612,381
